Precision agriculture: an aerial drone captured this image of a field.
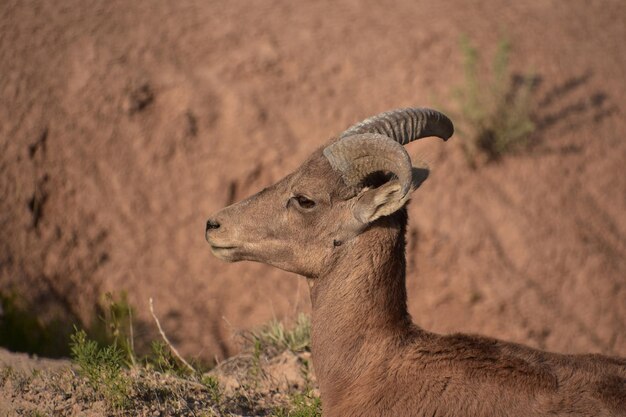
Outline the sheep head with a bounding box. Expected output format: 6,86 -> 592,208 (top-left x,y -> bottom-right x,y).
205,108 -> 453,278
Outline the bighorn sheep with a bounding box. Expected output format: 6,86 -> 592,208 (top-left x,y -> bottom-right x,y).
205,108 -> 626,416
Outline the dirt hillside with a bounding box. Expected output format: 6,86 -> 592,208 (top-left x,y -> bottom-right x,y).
1,0 -> 625,362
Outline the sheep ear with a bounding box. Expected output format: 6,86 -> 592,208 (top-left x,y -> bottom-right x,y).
352,180 -> 404,223
352,166 -> 429,224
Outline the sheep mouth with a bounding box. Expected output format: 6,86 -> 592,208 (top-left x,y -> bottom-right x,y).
206,235 -> 238,251
209,244 -> 241,261
210,244 -> 238,251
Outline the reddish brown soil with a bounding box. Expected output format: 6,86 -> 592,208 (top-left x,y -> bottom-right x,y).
1,0 -> 625,362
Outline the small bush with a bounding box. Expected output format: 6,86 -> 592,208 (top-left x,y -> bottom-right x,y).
90,292 -> 136,366
0,290 -> 136,359
272,390 -> 322,417
70,328 -> 131,410
249,313 -> 311,355
145,340 -> 195,377
455,35 -> 536,166
201,374 -> 222,406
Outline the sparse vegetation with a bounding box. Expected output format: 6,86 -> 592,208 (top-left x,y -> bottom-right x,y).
13,312 -> 316,416
248,313 -> 311,356
272,390 -> 322,417
0,290 -> 137,359
93,292 -> 137,367
70,328 -> 132,410
202,374 -> 222,405
147,340 -> 183,375
2,292 -> 318,416
454,35 -> 536,166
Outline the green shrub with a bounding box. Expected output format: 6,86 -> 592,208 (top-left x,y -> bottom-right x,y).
90,292 -> 136,366
70,328 -> 131,410
250,313 -> 311,355
201,374 -> 222,406
272,390 -> 322,417
455,35 -> 535,166
0,290 -> 136,360
146,340 -> 192,376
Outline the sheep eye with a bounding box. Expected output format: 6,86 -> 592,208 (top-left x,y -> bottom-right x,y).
293,195 -> 316,209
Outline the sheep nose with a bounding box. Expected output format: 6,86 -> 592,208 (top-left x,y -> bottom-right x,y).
206,219 -> 221,232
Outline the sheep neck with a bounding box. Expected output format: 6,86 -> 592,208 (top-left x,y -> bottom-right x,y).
309,208 -> 416,406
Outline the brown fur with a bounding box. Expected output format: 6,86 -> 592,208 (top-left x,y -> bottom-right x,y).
206,144 -> 626,416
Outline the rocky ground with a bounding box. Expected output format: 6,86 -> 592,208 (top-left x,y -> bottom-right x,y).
0,324 -> 318,416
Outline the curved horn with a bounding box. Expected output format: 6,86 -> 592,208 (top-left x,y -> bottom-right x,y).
323,133 -> 413,196
339,107 -> 454,144
325,108 -> 453,198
